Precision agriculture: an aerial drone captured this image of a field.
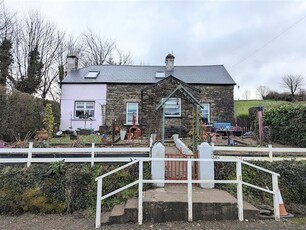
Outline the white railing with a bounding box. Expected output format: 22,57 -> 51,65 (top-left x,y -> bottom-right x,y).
0,142 -> 150,167
95,157 -> 280,228
212,144 -> 306,161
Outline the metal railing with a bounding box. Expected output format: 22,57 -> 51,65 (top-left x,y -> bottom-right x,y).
95,157 -> 280,228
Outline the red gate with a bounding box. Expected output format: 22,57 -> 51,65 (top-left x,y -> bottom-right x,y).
165,152 -> 198,181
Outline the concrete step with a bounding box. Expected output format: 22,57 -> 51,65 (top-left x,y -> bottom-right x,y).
101,211 -> 111,225
109,204 -> 126,223
100,187 -> 260,225
143,187 -> 260,223
124,198 -> 138,222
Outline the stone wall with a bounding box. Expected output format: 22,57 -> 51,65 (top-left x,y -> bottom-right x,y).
194,85 -> 235,123
105,84 -> 147,128
141,77 -> 200,137
105,78 -> 234,137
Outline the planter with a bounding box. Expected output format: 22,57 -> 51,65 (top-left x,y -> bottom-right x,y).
120,130 -> 127,140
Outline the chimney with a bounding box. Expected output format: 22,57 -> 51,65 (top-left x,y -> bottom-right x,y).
165,53 -> 175,71
66,55 -> 78,74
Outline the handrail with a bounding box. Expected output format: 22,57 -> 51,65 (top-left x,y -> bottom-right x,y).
95,157 -> 281,228
241,161 -> 280,176
95,159 -> 139,181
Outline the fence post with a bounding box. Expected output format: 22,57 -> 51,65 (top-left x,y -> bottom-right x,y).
268,144 -> 273,162
91,143 -> 95,167
187,159 -> 193,221
151,143 -> 165,187
236,160 -> 243,221
197,142 -> 214,188
138,160 -> 143,225
95,179 -> 102,228
27,142 -> 33,167
272,174 -> 280,221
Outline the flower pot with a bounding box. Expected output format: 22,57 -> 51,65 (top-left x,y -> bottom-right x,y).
120,130 -> 127,140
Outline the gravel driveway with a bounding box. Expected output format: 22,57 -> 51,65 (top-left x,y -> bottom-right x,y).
0,214 -> 305,230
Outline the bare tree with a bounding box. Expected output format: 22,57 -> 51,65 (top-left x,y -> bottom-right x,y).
0,2 -> 15,40
81,29 -> 132,66
257,85 -> 270,99
9,12 -> 65,99
281,74 -> 304,98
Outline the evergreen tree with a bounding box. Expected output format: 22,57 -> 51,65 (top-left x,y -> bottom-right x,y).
17,46 -> 43,94
0,39 -> 13,86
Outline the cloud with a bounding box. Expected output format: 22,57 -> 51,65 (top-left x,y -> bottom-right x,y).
5,0 -> 306,99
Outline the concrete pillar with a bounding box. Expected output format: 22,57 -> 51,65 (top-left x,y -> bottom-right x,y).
198,142 -> 214,188
151,142 -> 165,187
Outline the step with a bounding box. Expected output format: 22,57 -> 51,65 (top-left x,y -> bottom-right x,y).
101,211 -> 111,225
243,201 -> 260,219
124,198 -> 138,222
143,187 -> 260,222
108,204 -> 126,223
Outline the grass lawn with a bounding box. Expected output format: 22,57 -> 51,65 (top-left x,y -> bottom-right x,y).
49,134 -> 102,145
234,100 -> 291,116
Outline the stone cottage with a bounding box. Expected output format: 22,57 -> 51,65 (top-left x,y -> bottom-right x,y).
60,54 -> 236,137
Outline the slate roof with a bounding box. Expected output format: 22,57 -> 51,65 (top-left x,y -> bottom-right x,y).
61,65 -> 236,85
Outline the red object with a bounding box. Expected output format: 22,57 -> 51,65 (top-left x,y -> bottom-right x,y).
128,113 -> 141,140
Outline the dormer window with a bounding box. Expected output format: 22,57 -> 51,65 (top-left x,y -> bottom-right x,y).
85,71 -> 99,79
155,71 -> 165,79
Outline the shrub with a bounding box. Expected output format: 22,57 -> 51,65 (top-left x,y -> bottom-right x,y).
263,104 -> 306,147
0,88 -> 60,142
0,162 -> 151,215
215,160 -> 306,210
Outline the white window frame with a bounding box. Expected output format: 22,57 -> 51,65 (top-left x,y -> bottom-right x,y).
163,98 -> 181,117
200,103 -> 210,123
126,102 -> 138,125
74,101 -> 95,119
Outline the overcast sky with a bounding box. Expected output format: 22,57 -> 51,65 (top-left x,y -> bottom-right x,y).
5,0 -> 306,100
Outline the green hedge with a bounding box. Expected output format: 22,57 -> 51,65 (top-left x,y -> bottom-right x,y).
0,86 -> 60,142
215,160 -> 306,213
263,104 -> 306,147
0,162 -> 151,215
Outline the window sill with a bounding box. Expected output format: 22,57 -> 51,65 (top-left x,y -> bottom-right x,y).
72,119 -> 96,121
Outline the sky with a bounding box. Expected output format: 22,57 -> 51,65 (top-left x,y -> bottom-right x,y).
5,0 -> 306,100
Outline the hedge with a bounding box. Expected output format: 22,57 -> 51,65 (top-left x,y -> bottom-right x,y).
0,160 -> 304,215
0,162 -> 151,215
0,86 -> 60,142
215,160 -> 306,214
263,104 -> 306,147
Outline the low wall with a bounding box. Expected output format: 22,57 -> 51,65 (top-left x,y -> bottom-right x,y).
173,135 -> 193,155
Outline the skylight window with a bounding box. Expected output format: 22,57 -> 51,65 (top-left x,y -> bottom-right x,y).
85,71 -> 99,79
155,71 -> 165,78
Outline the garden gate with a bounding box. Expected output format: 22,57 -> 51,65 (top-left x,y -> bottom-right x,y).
165,152 -> 198,181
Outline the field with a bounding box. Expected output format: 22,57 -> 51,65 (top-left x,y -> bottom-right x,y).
234,100 -> 291,116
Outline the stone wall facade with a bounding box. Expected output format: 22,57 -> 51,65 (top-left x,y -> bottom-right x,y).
105,77 -> 234,137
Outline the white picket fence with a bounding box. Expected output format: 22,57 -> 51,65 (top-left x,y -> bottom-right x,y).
0,142 -> 150,167
212,144 -> 306,161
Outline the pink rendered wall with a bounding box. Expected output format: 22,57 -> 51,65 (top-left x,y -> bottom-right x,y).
60,84 -> 107,131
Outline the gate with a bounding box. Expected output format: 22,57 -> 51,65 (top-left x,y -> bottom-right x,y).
165,152 -> 198,181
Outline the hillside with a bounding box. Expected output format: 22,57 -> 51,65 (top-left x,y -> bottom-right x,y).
234,100 -> 290,116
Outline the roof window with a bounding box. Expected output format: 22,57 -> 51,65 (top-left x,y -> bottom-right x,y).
155,71 -> 165,79
85,71 -> 99,79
